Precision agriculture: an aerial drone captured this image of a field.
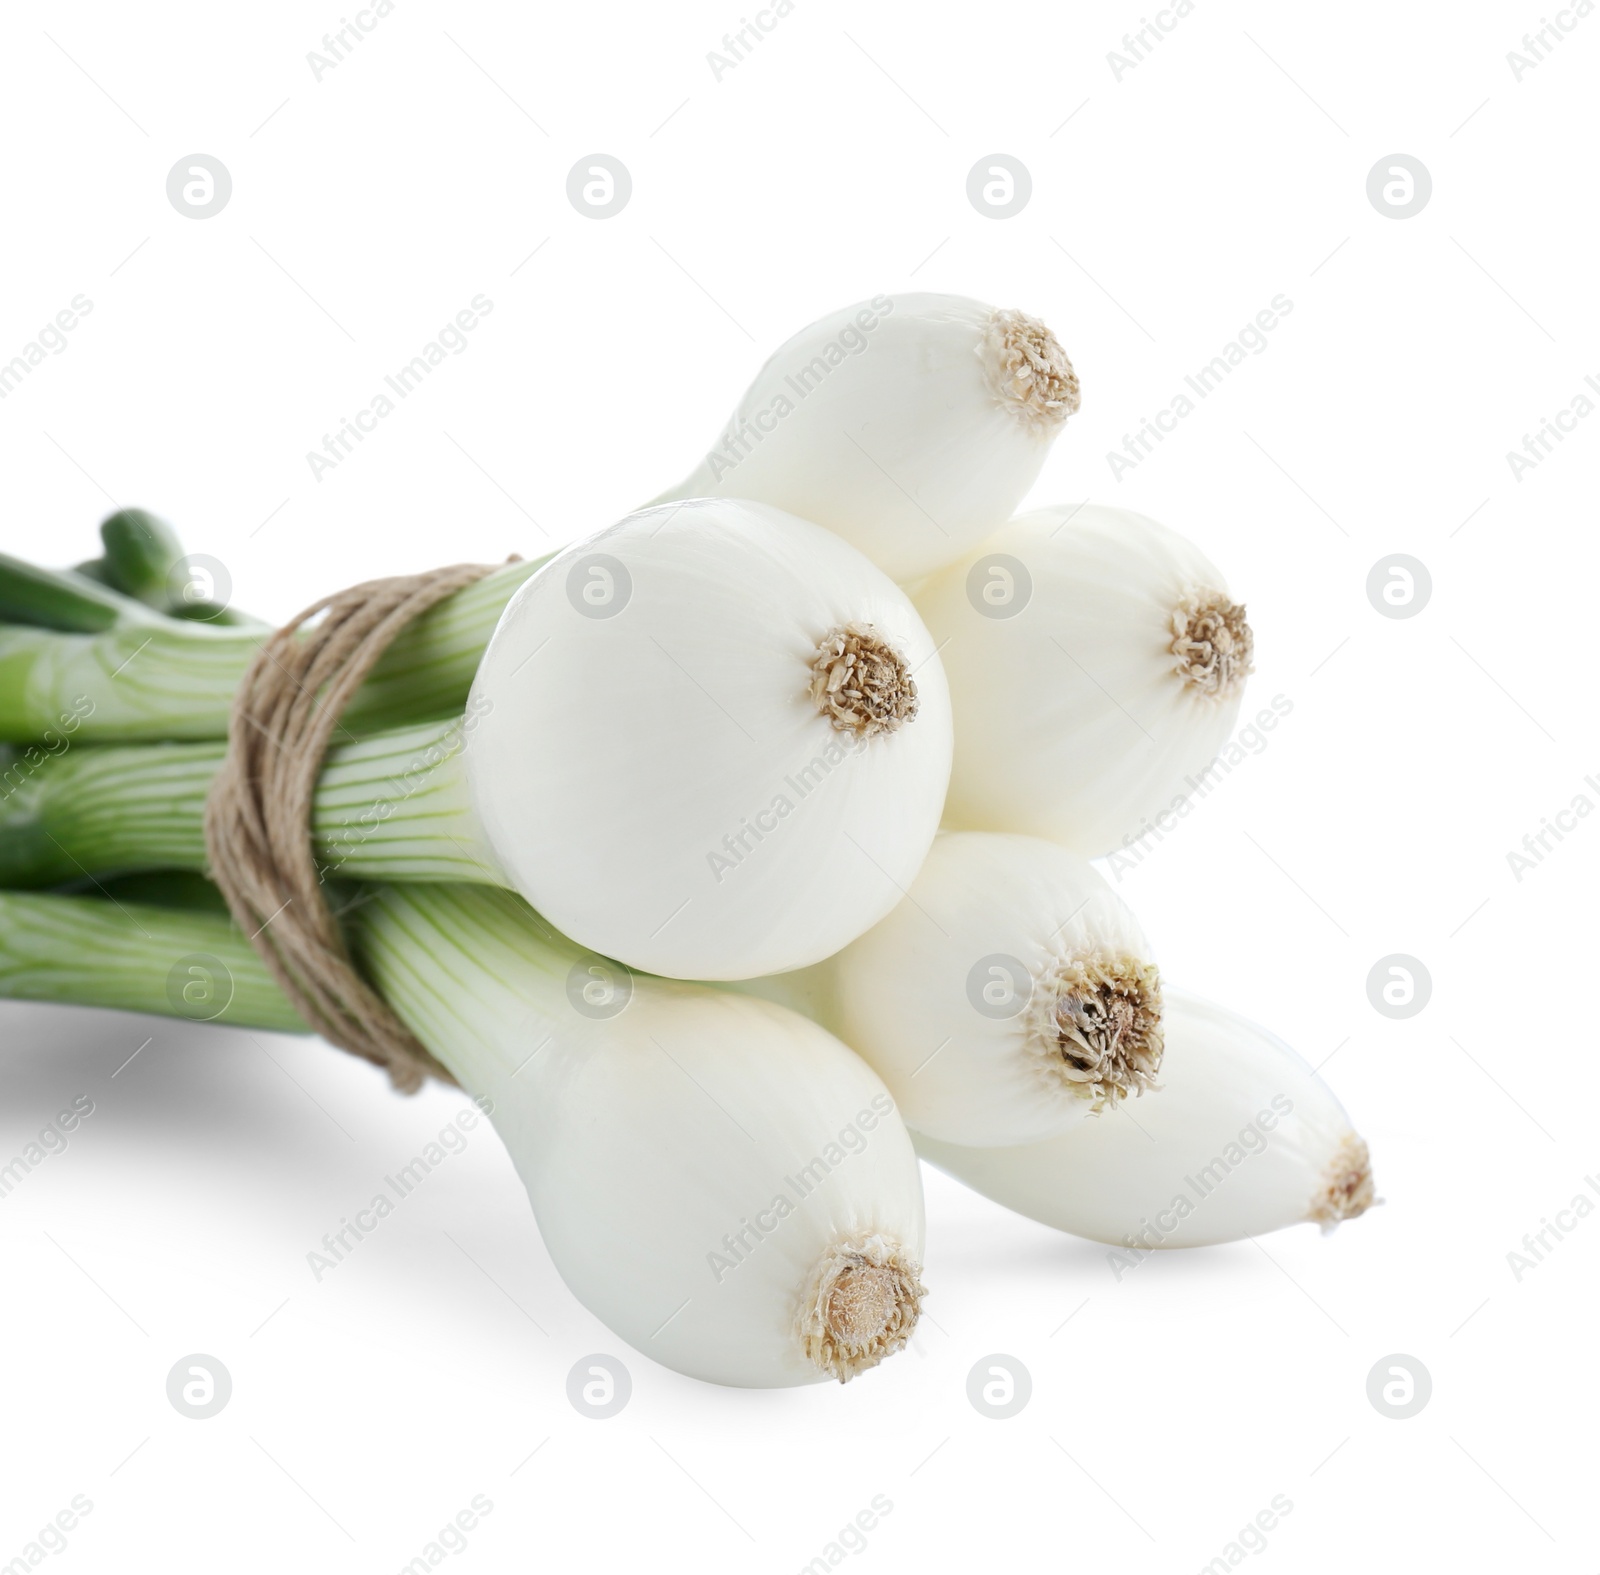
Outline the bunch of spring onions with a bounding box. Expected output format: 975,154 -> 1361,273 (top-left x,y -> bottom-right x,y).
0,293 -> 1375,1390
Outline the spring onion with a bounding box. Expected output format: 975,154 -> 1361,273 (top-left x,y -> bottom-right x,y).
464,498 -> 950,977
0,885 -> 929,1387
791,831 -> 1163,1147
6,501 -> 952,981
653,294 -> 1080,581
914,991 -> 1375,1249
914,504 -> 1252,856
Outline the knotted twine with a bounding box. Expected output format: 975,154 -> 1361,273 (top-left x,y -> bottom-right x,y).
203,562 -> 510,1093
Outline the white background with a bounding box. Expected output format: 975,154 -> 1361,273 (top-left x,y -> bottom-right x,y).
1,0 -> 1596,1570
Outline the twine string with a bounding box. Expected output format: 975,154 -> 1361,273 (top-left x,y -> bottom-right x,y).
203,561 -> 508,1093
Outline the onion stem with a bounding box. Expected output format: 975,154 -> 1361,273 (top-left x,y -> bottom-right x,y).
0,719 -> 497,887
0,556 -> 547,744
0,551 -> 163,633
0,890 -> 303,1033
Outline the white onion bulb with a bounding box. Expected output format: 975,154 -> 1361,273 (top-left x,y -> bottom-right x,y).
653,294 -> 1080,581
787,831 -> 1162,1148
914,505 -> 1252,857
358,886 -> 928,1388
465,499 -> 952,979
915,991 -> 1375,1249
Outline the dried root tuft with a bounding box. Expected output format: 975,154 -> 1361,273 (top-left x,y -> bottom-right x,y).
1171,590 -> 1254,700
799,1232 -> 926,1382
1025,951 -> 1164,1109
983,309 -> 1080,430
810,625 -> 919,739
1311,1133 -> 1379,1230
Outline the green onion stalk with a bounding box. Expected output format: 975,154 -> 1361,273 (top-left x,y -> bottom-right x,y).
0,556 -> 545,744
0,887 -> 303,1032
0,716 -> 499,888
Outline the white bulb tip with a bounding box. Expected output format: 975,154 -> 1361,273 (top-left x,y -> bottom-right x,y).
799,1231 -> 926,1383
1311,1132 -> 1379,1230
983,308 -> 1081,431
1171,590 -> 1255,701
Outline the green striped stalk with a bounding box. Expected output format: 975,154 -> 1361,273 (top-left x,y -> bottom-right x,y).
0,718 -> 501,887
0,885 -> 576,1048
0,556 -> 546,744
0,549 -> 164,632
0,885 -> 557,1039
0,890 -> 304,1032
